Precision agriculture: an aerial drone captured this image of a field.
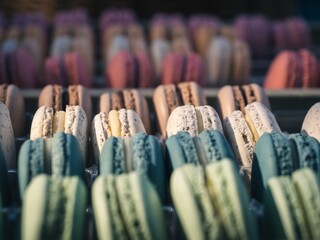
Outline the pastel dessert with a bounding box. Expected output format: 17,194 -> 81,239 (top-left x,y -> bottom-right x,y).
302,102 -> 320,141
217,84 -> 270,119
91,109 -> 146,162
107,50 -> 153,88
231,39 -> 251,84
171,159 -> 258,240
150,39 -> 170,81
92,172 -> 167,240
206,37 -> 232,86
161,52 -> 204,86
38,84 -> 92,126
264,168 -> 320,239
153,81 -> 207,137
21,175 -> 87,240
0,102 -> 16,169
0,48 -> 39,88
166,105 -> 223,137
45,52 -> 91,87
166,130 -> 234,170
0,84 -> 25,136
18,132 -> 84,198
100,132 -> 164,200
264,49 -> 318,89
99,89 -> 151,133
50,35 -> 72,59
223,102 -> 281,170
30,105 -> 88,163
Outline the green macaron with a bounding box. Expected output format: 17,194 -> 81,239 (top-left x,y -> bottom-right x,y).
18,132 -> 85,199
263,168 -> 320,239
166,130 -> 234,170
170,159 -> 257,240
92,172 -> 167,240
252,131 -> 320,202
21,174 -> 87,240
99,132 -> 165,201
0,146 -> 10,206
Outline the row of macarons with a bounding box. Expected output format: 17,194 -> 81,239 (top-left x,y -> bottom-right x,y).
1,133 -> 319,239
0,9 -> 311,58
2,162 -> 318,239
0,81 -> 320,200
0,8 -> 315,88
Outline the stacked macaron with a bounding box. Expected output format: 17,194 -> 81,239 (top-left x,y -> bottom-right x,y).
45,9 -> 93,87
264,49 -> 319,89
101,9 -> 153,88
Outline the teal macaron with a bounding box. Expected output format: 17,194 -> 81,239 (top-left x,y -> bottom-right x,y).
18,132 -> 85,199
263,168 -> 320,239
252,131 -> 320,202
21,174 -> 87,240
100,132 -> 165,201
165,130 -> 234,170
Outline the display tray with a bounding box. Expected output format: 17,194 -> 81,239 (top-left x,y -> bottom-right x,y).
21,88 -> 320,134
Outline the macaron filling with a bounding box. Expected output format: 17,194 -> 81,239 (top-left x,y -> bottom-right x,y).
164,85 -> 180,112
111,92 -> 125,110
175,132 -> 199,165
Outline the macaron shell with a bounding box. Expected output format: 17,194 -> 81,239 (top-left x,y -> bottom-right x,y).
162,53 -> 184,85
301,102 -> 320,141
64,105 -> 88,162
135,52 -> 153,88
223,110 -> 255,167
250,83 -> 271,109
244,102 -> 281,141
299,49 -> 319,88
30,106 -> 54,140
0,102 -> 16,169
251,132 -> 293,202
292,168 -> 320,239
44,57 -> 66,86
3,84 -> 25,136
231,39 -> 250,84
118,109 -> 146,138
170,164 -> 221,239
177,81 -> 207,106
100,136 -> 126,175
153,84 -> 181,137
195,105 -> 223,133
151,39 -> 170,80
217,85 -> 237,119
206,160 -> 258,239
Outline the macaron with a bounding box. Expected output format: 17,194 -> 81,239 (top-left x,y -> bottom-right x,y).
45,52 -> 91,87
0,48 -> 39,88
91,109 -> 146,162
224,102 -> 281,169
206,37 -> 232,86
151,39 -> 170,81
161,52 -> 204,86
217,84 -> 270,119
0,102 -> 16,169
21,174 -> 87,240
263,168 -> 320,239
166,105 -> 223,137
92,172 -> 167,240
38,84 -> 92,126
100,132 -> 164,200
170,159 -> 258,240
166,130 -> 234,170
230,39 -> 251,84
18,132 -> 84,198
301,102 -> 320,141
264,50 -> 302,89
107,50 -> 153,88
99,89 -> 150,134
153,81 -> 207,137
0,84 -> 25,136
30,105 -> 88,163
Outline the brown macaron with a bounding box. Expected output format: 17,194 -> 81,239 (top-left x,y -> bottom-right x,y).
99,89 -> 151,134
0,84 -> 25,137
38,84 -> 92,127
153,81 -> 206,137
217,84 -> 270,120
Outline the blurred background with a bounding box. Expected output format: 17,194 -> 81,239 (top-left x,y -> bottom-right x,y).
0,0 -> 319,20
